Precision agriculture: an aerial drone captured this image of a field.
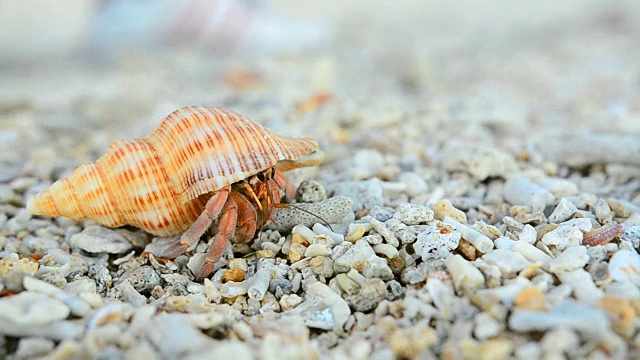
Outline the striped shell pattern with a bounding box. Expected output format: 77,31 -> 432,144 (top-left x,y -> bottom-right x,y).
27,106 -> 319,236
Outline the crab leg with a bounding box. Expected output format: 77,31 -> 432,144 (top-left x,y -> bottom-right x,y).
273,169 -> 295,202
230,191 -> 257,243
196,196 -> 238,280
161,186 -> 230,258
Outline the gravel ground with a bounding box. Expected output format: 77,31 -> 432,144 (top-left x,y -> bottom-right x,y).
1,1 -> 640,359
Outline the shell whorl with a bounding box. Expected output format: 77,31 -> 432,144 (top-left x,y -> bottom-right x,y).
27,163 -> 122,228
27,106 -> 320,236
148,106 -> 319,203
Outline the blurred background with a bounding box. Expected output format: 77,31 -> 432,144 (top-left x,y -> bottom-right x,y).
0,0 -> 639,182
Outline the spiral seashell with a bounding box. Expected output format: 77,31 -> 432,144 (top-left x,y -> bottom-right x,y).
27,106 -> 321,236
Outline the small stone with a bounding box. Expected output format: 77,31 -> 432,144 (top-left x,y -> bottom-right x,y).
14,337 -> 55,358
503,176 -> 555,212
351,149 -> 385,179
541,224 -> 583,250
0,257 -> 39,277
363,216 -> 399,247
414,222 -> 461,260
547,246 -> 589,274
598,295 -> 635,337
594,198 -> 613,225
432,199 -> 467,223
221,268 -> 245,283
0,291 -> 69,325
548,198 -> 577,223
372,243 -> 399,259
279,294 -> 303,311
514,287 -> 547,311
295,180 -> 326,203
445,255 -> 485,290
392,203 -> 434,225
370,206 -> 394,222
203,279 -> 221,304
305,243 -> 332,257
126,266 -> 161,294
482,249 -> 531,276
256,249 -> 276,259
309,256 -> 335,278
443,217 -> 494,253
558,269 -> 603,304
284,282 -> 350,331
69,226 -> 132,254
333,240 -> 393,280
609,249 -> 640,286
345,226 -> 367,243
336,273 -> 361,295
345,278 -> 388,312
116,279 -> 147,307
442,144 -> 517,181
473,312 -> 501,340
398,171 -> 428,197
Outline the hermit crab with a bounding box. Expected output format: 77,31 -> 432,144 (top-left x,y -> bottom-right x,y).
28,106 -> 323,279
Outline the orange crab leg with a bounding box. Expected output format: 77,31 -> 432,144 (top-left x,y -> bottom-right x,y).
161,186 -> 230,258
196,195 -> 238,280
273,169 -> 294,201
230,191 -> 257,243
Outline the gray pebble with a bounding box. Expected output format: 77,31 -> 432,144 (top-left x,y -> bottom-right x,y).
295,180 -> 327,203
69,226 -> 133,254
548,198 -> 577,223
370,206 -> 394,222
126,266 -> 162,294
392,203 -> 434,225
345,278 -> 388,312
116,279 -> 148,307
22,236 -> 60,253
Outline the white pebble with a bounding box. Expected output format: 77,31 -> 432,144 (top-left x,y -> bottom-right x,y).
283,282 -> 351,331
247,269 -> 271,301
312,223 -> 344,244
443,216 -> 494,253
392,203 -> 434,225
291,224 -> 317,243
68,225 -> 132,254
23,276 -> 91,317
542,225 -> 583,250
473,312 -> 501,340
305,243 -> 333,257
363,216 -> 399,247
547,246 -> 589,274
558,269 -> 603,304
503,176 -> 556,211
0,291 -> 69,326
445,255 -> 485,291
414,222 -> 461,260
519,224 -> 537,244
372,243 -> 399,258
548,198 -> 577,223
511,241 -> 553,264
609,249 -> 640,286
482,249 -> 531,276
